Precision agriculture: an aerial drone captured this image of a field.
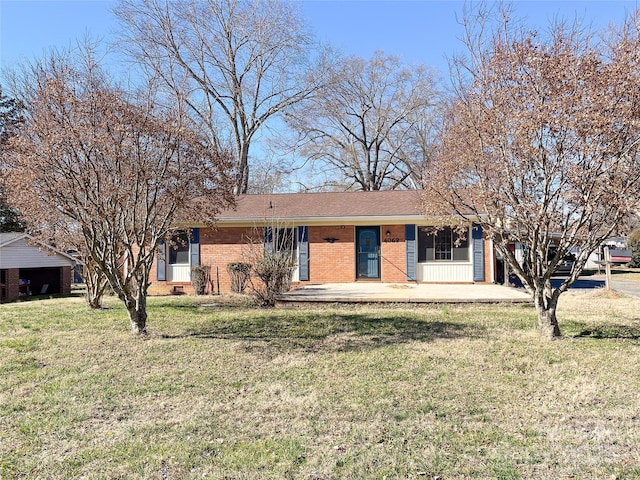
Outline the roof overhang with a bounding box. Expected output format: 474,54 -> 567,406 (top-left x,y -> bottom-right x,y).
188,214 -> 481,229
0,232 -> 79,265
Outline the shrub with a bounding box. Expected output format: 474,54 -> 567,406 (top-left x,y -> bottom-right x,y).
227,262 -> 252,293
628,230 -> 640,268
191,265 -> 211,295
251,252 -> 296,307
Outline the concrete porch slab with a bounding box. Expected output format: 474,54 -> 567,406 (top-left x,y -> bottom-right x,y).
277,282 -> 532,305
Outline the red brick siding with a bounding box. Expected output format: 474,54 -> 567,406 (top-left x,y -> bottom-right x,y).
482,237 -> 493,284
201,226 -> 261,293
149,226 -> 263,295
380,224 -> 407,282
4,268 -> 20,302
61,266 -> 72,295
307,226 -> 355,283
147,223 -> 494,295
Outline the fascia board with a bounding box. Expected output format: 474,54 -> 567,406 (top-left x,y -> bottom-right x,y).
190,214 -> 478,228
211,215 -> 425,227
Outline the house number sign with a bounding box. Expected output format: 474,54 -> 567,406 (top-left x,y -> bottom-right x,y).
383,237 -> 401,243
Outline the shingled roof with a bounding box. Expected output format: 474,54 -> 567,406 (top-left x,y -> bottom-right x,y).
216,190 -> 425,223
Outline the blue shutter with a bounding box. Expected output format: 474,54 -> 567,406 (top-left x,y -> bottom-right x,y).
472,224 -> 484,282
405,224 -> 417,281
264,227 -> 273,253
190,227 -> 200,267
298,226 -> 309,281
157,240 -> 166,281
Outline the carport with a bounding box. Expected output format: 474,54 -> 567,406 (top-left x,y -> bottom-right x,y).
0,233 -> 77,302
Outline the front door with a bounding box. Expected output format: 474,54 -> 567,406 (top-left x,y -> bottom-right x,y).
356,226 -> 381,279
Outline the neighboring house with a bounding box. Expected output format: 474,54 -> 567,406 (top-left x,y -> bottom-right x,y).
0,232 -> 77,302
505,235 -> 633,280
585,236 -> 632,270
150,190 -> 496,295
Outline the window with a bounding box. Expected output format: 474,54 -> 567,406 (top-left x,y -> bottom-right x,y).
168,232 -> 190,265
265,227 -> 297,258
274,227 -> 295,255
418,226 -> 469,262
434,227 -> 452,260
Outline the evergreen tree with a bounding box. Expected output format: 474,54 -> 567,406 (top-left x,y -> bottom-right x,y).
0,85 -> 25,232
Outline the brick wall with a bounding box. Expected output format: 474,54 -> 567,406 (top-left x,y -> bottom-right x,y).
308,225 -> 355,283
482,237 -> 493,284
4,268 -> 20,302
380,224 -> 408,282
61,266 -> 72,295
201,226 -> 259,293
147,223 -> 494,295
149,226 -> 263,295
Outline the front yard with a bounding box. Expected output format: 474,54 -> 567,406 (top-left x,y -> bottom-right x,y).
1,290 -> 639,479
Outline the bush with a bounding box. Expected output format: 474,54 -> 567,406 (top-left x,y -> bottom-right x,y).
191,265 -> 211,295
227,262 -> 252,293
628,230 -> 640,268
251,252 -> 296,307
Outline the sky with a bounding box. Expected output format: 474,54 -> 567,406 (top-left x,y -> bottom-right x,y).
1,0 -> 639,192
2,0 -> 639,81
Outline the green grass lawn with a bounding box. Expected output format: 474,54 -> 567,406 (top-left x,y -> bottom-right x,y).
1,290 -> 640,479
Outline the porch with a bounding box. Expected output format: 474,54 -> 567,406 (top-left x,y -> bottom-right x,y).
276,282 -> 531,306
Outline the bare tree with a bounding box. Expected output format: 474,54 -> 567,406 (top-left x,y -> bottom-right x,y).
424,4 -> 640,339
246,150 -> 295,194
286,51 -> 439,191
82,256 -> 110,309
6,48 -> 233,334
243,220 -> 296,307
115,0 -> 328,195
28,211 -> 109,309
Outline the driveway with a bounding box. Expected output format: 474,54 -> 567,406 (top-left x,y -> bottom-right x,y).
605,278 -> 640,298
550,274 -> 640,298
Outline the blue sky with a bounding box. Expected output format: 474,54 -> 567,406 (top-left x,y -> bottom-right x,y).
2,0 -> 639,79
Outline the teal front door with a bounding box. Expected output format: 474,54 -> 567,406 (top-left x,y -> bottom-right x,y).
356,227 -> 380,279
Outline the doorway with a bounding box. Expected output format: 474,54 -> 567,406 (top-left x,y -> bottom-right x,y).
356,226 -> 381,279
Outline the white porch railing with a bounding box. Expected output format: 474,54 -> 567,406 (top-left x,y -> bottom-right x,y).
168,264 -> 191,282
417,262 -> 473,282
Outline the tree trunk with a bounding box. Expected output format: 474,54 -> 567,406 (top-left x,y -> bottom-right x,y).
84,263 -> 108,309
126,294 -> 148,336
87,293 -> 104,309
85,274 -> 107,309
537,307 -> 561,339
234,143 -> 250,195
127,306 -> 147,335
534,290 -> 561,339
